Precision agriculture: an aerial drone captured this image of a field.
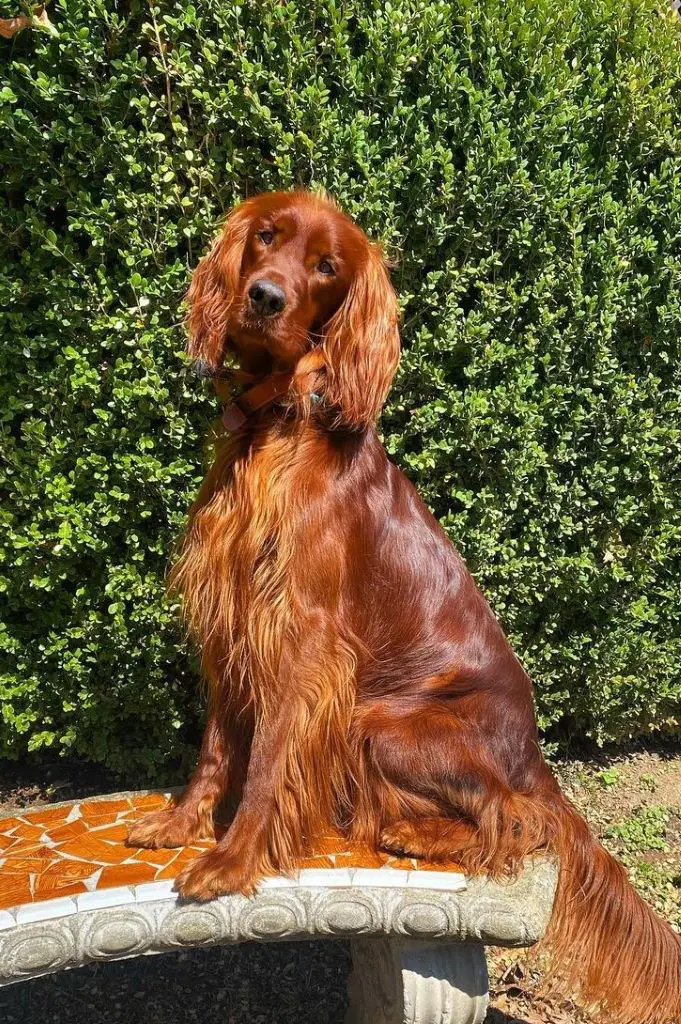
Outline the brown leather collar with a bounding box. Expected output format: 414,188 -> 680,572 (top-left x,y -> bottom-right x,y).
220,371 -> 294,432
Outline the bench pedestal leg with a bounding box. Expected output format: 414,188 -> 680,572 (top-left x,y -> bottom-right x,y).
346,938 -> 489,1024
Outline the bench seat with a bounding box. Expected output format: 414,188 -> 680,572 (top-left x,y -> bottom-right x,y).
0,790 -> 557,1023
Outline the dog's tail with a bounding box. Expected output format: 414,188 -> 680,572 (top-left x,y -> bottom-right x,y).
538,790 -> 681,1023
387,779 -> 681,1021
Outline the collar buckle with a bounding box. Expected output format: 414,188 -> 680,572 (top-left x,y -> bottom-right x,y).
219,370 -> 295,433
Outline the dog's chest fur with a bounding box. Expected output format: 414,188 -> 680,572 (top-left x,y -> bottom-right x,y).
169,419 -> 340,708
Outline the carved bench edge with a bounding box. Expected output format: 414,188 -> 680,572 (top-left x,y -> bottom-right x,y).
0,859 -> 558,987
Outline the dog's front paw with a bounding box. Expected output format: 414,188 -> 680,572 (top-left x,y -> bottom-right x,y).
126,807 -> 213,850
175,847 -> 261,899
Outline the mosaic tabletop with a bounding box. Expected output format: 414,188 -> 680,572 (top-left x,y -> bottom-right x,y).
0,792 -> 466,921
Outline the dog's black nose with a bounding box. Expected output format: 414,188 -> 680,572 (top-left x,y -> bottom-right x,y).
248,279 -> 286,317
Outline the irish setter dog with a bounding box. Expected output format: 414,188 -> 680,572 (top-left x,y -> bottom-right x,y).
128,191 -> 680,1023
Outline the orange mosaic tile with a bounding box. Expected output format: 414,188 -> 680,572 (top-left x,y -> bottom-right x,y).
383,856 -> 418,870
130,793 -> 171,811
156,856 -> 189,880
47,819 -> 89,844
297,855 -> 335,870
33,879 -> 89,901
98,862 -> 157,888
79,798 -> 131,825
334,849 -> 386,869
0,817 -> 23,834
135,846 -> 185,867
27,805 -> 75,827
0,791 -> 465,913
10,822 -> 45,842
60,836 -> 133,864
159,846 -> 197,867
314,834 -> 355,856
1,842 -> 52,860
39,859 -> 99,884
417,858 -> 465,872
0,876 -> 31,907
2,857 -> 54,875
88,823 -> 132,842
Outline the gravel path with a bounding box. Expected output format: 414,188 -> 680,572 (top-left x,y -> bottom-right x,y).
0,941 -> 353,1024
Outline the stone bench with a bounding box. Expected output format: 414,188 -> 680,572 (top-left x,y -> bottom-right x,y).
0,791 -> 557,1024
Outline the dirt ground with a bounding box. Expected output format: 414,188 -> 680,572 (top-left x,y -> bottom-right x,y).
0,743 -> 679,1024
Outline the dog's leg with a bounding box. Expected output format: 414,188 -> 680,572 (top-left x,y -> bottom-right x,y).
356,698 -> 555,877
127,694 -> 238,850
176,623 -> 354,898
174,698 -> 301,896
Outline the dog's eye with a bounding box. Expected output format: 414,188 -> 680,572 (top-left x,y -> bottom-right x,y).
318,260 -> 335,276
258,230 -> 274,245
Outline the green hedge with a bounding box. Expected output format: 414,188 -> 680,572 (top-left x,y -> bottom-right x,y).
2,0 -> 680,777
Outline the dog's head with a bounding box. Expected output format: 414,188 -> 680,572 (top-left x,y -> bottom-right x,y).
185,190 -> 400,428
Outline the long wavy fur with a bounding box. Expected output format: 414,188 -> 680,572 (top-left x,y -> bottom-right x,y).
144,191 -> 680,1021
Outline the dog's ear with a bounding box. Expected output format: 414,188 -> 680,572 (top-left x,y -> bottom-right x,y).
319,243 -> 400,429
185,199 -> 255,370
